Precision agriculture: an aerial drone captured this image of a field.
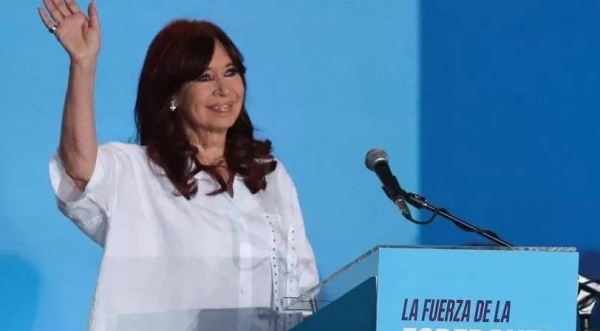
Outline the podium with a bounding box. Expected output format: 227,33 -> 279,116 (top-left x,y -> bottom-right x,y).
283,245 -> 579,331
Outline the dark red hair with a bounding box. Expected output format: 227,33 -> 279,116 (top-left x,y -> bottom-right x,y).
134,19 -> 276,199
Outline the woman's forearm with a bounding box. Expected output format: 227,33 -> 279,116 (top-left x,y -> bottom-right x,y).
59,58 -> 99,190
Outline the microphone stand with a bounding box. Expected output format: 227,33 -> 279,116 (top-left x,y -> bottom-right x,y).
400,191 -> 599,331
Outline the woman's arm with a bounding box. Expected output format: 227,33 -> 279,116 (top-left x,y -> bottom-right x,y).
38,0 -> 101,190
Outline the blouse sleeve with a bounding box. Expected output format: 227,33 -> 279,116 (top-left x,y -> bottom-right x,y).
49,142 -> 136,246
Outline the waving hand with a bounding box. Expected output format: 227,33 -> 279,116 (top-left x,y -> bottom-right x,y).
38,0 -> 100,63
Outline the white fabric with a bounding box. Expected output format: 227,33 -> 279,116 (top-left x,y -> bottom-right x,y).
49,142 -> 319,331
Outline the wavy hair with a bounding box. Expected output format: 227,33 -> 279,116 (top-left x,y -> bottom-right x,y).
134,19 -> 276,199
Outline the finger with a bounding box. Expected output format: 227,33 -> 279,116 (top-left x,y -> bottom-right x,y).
42,0 -> 64,23
88,1 -> 100,31
64,0 -> 81,14
52,0 -> 72,18
37,7 -> 56,29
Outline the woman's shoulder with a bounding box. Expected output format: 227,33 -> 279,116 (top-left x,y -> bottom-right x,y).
97,142 -> 152,169
99,141 -> 145,154
265,157 -> 295,188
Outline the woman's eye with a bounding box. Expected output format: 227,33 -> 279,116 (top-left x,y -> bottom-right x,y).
225,68 -> 239,77
197,73 -> 212,82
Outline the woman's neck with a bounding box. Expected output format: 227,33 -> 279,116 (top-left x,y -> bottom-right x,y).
188,129 -> 227,166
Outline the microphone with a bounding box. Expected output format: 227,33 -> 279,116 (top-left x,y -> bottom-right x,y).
365,149 -> 412,219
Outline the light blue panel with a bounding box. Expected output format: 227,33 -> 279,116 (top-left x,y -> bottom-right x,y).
0,1 -> 419,331
377,247 -> 579,331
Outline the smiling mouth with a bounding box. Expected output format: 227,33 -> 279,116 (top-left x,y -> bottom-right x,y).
209,102 -> 234,113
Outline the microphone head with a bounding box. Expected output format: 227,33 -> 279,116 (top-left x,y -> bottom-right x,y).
365,148 -> 389,171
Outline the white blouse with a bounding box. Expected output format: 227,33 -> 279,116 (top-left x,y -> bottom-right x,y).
49,142 -> 319,331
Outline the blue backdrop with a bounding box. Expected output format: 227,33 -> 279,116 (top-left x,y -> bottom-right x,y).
420,0 -> 600,251
1,1 -> 418,330
2,0 -> 600,330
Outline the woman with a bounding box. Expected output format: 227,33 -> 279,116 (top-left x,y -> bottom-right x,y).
38,1 -> 319,330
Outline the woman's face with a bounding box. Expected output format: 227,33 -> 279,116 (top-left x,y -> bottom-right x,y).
176,41 -> 245,135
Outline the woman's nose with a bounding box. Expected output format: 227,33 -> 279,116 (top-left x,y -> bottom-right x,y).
214,78 -> 229,96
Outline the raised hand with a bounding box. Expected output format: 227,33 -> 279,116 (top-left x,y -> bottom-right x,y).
38,0 -> 100,64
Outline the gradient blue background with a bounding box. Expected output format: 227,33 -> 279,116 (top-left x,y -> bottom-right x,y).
1,0 -> 599,330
